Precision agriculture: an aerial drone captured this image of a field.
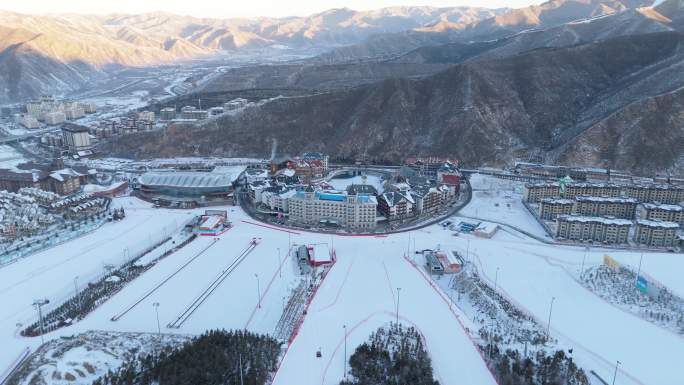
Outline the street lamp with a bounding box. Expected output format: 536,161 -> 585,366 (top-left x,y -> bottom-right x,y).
153,302 -> 161,339
277,248 -> 281,278
73,276 -> 80,308
494,267 -> 499,290
343,324 -> 348,379
396,288 -> 401,325
612,360 -> 621,385
255,274 -> 261,309
32,299 -> 49,344
546,296 -> 556,338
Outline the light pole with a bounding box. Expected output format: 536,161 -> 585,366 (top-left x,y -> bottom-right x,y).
466,239 -> 470,262
153,302 -> 161,340
612,360 -> 621,385
33,299 -> 49,344
546,296 -> 556,338
278,248 -> 282,278
343,324 -> 348,379
255,274 -> 261,308
494,267 -> 499,290
580,246 -> 588,277
396,288 -> 401,325
635,254 -> 644,287
73,276 -> 80,308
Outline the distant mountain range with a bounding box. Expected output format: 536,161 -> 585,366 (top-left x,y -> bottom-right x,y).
317,0 -> 663,62
103,1 -> 684,174
0,6 -> 504,103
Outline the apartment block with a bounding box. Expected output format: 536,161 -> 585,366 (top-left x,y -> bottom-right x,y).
634,220 -> 680,247
574,196 -> 638,219
640,203 -> 684,226
539,198 -> 575,220
556,215 -> 631,244
624,184 -> 684,204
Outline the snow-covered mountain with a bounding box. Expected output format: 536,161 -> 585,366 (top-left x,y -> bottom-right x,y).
0,6 -> 505,103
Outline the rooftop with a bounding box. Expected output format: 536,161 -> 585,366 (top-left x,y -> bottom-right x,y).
642,203 -> 684,212
139,171 -> 235,189
575,196 -> 638,204
635,219 -> 680,229
540,198 -> 575,205
557,215 -> 632,226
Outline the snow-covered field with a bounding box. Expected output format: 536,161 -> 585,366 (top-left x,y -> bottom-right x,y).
0,145 -> 27,171
459,173 -> 551,239
1,188 -> 682,385
327,175 -> 385,194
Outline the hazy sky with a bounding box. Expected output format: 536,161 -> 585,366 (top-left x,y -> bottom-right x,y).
0,0 -> 542,18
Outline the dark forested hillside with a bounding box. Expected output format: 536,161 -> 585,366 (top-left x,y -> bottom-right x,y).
92,330 -> 280,385
104,31 -> 684,174
340,323 -> 439,385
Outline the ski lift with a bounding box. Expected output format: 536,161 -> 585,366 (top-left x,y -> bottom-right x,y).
316,349 -> 322,358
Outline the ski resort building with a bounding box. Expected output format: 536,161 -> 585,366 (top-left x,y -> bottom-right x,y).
640,203 -> 684,226
195,210 -> 229,236
377,191 -> 414,221
138,166 -> 245,203
574,196 -> 638,219
556,215 -> 631,244
633,220 -> 680,248
297,243 -> 334,267
539,198 -> 575,220
288,187 -> 377,229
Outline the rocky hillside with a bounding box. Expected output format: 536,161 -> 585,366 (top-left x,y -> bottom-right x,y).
103,32 -> 684,174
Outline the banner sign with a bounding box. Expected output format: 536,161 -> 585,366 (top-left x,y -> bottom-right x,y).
603,255 -> 620,271
636,275 -> 648,294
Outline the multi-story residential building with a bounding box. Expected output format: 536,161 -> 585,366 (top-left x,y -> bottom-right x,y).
634,220 -> 680,247
224,98 -> 248,111
640,203 -> 684,226
42,168 -> 85,195
564,183 -> 622,200
574,196 -> 638,219
82,102 -> 97,114
19,114 -> 39,129
412,185 -> 444,215
301,152 -> 329,172
556,215 -> 631,244
405,156 -> 458,178
288,188 -> 377,229
624,184 -> 684,204
524,182 -> 561,202
44,111 -> 66,125
260,186 -> 296,212
524,182 -> 622,202
64,105 -> 85,120
377,191 -> 414,221
294,159 -> 325,183
62,124 -> 92,155
539,198 -> 575,220
160,107 -> 176,121
137,111 -> 155,122
0,170 -> 42,192
436,162 -> 461,196
180,106 -> 209,120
